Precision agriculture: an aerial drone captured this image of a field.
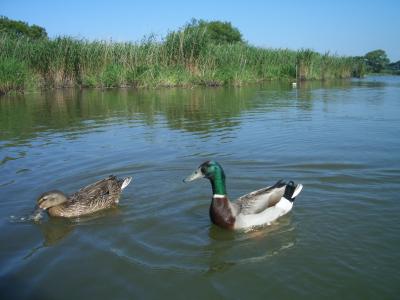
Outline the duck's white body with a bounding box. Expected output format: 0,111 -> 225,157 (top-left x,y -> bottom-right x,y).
232,183 -> 302,229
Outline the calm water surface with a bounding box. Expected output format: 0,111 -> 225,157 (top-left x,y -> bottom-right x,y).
0,76 -> 399,299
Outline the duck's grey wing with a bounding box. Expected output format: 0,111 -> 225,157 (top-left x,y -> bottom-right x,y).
235,180 -> 286,215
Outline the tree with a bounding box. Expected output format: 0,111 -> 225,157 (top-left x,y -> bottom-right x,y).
204,20 -> 243,44
364,49 -> 389,73
168,19 -> 243,45
0,16 -> 47,39
164,19 -> 243,64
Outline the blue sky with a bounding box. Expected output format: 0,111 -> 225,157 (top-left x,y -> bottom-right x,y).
2,0 -> 399,61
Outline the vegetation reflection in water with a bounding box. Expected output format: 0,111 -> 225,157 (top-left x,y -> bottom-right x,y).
0,79 -> 354,143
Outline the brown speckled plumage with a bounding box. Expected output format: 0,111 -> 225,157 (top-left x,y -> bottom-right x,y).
47,175 -> 130,218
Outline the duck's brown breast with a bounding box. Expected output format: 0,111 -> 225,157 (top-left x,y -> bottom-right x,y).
209,197 -> 236,230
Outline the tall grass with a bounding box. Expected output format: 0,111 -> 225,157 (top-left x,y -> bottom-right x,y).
0,33 -> 364,94
0,57 -> 35,94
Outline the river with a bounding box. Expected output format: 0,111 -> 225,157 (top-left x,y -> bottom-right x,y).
0,76 -> 399,299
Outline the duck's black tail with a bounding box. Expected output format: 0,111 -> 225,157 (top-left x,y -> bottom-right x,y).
283,181 -> 303,202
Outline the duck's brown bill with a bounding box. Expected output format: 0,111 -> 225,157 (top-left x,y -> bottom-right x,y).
36,197 -> 46,208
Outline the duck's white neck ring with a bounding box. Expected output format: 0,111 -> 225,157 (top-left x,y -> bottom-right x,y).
213,194 -> 226,198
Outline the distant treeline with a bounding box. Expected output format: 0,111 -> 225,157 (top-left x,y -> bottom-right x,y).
362,49 -> 399,74
387,61 -> 400,75
0,16 -> 47,39
0,17 -> 377,95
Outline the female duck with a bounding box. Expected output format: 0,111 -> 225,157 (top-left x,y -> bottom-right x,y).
184,161 -> 302,230
36,175 -> 132,218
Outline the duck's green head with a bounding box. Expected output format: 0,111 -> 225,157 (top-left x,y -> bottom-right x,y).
184,160 -> 225,182
37,190 -> 68,210
184,161 -> 227,195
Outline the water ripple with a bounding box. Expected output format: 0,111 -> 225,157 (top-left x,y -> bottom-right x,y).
1,77 -> 399,298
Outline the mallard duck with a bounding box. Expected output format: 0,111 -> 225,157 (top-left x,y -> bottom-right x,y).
184,161 -> 303,230
36,175 -> 132,218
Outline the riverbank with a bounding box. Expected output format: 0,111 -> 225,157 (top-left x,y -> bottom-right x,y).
0,33 -> 365,95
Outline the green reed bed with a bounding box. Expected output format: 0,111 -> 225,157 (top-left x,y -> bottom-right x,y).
0,33 -> 364,94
